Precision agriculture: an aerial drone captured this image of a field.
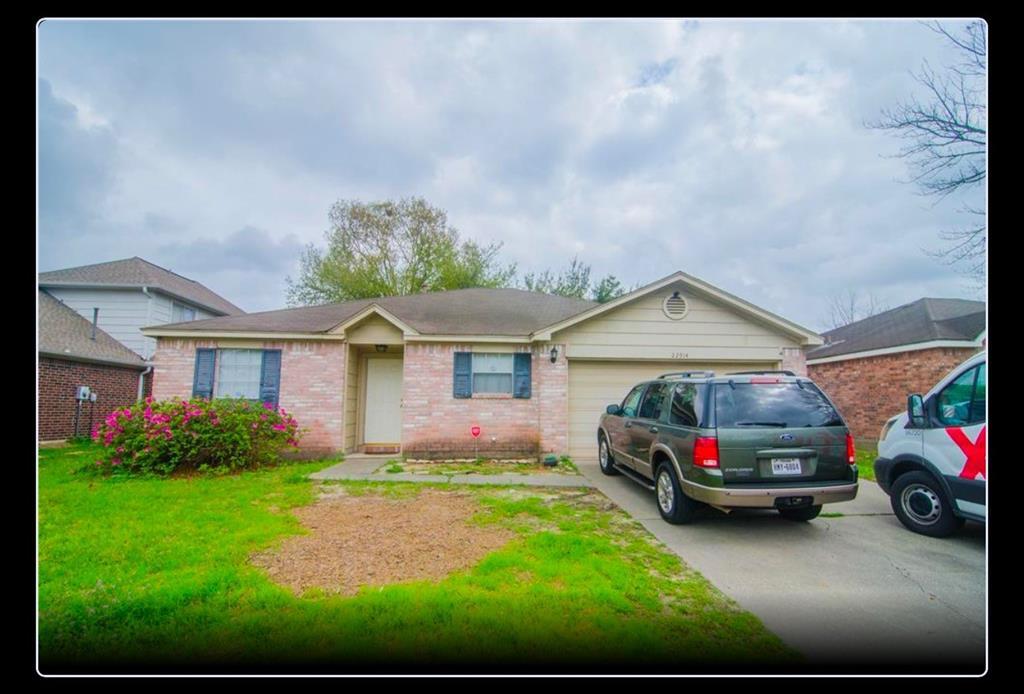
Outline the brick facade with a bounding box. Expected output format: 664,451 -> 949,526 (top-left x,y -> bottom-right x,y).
808,347 -> 980,444
401,343 -> 568,459
152,338 -> 347,453
781,347 -> 808,376
39,357 -> 145,441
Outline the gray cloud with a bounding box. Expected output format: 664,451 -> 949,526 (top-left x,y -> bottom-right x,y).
38,19 -> 985,327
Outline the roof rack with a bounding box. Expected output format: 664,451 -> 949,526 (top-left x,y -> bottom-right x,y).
658,371 -> 716,379
726,370 -> 797,377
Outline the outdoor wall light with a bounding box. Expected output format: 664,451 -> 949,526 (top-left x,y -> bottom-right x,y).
375,344 -> 388,353
550,346 -> 559,363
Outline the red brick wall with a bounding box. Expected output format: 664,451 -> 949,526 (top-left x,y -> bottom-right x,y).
808,347 -> 980,444
401,343 -> 568,459
152,338 -> 346,453
38,357 -> 144,441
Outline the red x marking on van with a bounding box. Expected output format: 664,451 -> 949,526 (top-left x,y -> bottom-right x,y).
946,426 -> 986,480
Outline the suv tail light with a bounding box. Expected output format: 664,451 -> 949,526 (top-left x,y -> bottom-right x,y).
694,436 -> 720,469
846,433 -> 856,465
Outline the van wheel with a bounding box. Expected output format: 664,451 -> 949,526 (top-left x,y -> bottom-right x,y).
890,470 -> 965,538
655,462 -> 698,524
598,434 -> 619,476
779,504 -> 822,522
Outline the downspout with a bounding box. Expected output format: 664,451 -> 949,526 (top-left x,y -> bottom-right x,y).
138,364 -> 153,402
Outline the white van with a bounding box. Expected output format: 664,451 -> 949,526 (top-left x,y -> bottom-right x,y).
875,351 -> 986,537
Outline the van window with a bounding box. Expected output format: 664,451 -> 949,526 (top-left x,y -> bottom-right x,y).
621,385 -> 646,418
937,364 -> 985,426
714,382 -> 844,428
638,383 -> 669,420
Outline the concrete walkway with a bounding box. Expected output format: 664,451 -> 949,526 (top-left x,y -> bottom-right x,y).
309,455 -> 595,488
575,458 -> 986,672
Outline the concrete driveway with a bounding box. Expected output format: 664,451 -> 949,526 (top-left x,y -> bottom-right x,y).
577,459 -> 986,674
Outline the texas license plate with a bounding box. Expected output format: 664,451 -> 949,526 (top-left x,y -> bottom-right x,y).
771,458 -> 802,475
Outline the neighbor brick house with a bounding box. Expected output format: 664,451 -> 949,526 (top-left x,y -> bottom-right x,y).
143,271 -> 823,459
38,290 -> 150,442
807,298 -> 985,444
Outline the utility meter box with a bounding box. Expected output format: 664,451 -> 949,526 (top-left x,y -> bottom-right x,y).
75,386 -> 91,401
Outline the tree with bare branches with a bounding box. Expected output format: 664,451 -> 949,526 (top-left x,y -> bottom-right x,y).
868,20 -> 986,282
824,289 -> 890,330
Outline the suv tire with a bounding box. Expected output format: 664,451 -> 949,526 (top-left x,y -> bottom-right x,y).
655,462 -> 699,525
598,434 -> 620,476
779,504 -> 822,522
890,470 -> 965,538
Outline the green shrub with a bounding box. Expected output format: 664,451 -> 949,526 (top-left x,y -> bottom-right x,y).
90,397 -> 302,475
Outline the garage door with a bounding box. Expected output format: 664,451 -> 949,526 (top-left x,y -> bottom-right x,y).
567,360 -> 778,459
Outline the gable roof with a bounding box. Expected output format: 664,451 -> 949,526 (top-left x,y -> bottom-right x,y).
144,287 -> 598,338
38,290 -> 148,369
38,257 -> 244,316
807,298 -> 986,361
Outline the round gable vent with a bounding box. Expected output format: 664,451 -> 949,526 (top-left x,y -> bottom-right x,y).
662,291 -> 689,320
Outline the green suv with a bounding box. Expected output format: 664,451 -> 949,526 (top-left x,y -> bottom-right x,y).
597,371 -> 859,524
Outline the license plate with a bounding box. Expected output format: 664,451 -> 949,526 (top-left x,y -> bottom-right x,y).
771,458 -> 802,475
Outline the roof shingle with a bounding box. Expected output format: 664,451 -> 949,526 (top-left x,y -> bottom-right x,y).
38,290 -> 148,368
146,287 -> 598,336
38,257 -> 244,316
808,298 -> 985,360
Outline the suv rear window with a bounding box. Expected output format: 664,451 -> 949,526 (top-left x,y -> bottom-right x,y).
714,382 -> 844,428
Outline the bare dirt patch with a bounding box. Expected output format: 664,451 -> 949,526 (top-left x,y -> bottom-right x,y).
251,488 -> 516,596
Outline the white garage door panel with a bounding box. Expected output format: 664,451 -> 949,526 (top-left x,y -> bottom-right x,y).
567,360 -> 777,459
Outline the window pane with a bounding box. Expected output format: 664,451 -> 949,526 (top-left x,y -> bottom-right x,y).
216,349 -> 262,399
938,366 -> 978,426
714,382 -> 844,428
471,353 -> 513,394
621,385 -> 645,418
970,364 -> 986,424
670,384 -> 700,427
639,384 -> 668,420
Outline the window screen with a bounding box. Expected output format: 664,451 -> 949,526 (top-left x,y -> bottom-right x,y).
472,353 -> 514,394
215,349 -> 263,399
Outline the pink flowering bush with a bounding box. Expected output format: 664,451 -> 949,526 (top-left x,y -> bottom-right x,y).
90,397 -> 302,475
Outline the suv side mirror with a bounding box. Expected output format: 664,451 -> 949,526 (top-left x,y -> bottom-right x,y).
907,394 -> 926,428
606,404 -> 622,416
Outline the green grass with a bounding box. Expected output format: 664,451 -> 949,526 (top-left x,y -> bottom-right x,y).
39,443 -> 799,671
386,457 -> 580,476
819,512 -> 845,518
855,446 -> 877,481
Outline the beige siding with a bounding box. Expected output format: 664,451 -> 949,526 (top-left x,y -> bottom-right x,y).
346,315 -> 404,344
343,344 -> 359,451
555,281 -> 801,362
567,359 -> 778,460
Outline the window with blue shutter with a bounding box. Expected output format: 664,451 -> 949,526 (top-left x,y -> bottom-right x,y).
513,352 -> 532,399
259,350 -> 283,408
192,349 -> 216,399
453,352 -> 472,398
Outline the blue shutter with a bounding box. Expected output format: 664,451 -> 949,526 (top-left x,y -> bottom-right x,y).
453,352 -> 472,398
192,349 -> 216,399
259,350 -> 283,408
513,352 -> 532,399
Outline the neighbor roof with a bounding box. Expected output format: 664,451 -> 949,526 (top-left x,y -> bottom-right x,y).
38,290 -> 148,368
38,257 -> 244,316
144,287 -> 599,337
808,298 -> 986,360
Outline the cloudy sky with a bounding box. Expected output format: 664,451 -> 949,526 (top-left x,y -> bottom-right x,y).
37,18 -> 985,331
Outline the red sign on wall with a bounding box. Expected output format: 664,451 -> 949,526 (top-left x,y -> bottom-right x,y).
470,425 -> 481,438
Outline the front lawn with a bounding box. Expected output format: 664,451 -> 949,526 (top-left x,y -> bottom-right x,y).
855,446 -> 877,481
39,443 -> 799,673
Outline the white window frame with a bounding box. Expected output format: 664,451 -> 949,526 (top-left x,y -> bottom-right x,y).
173,302 -> 198,322
471,353 -> 515,395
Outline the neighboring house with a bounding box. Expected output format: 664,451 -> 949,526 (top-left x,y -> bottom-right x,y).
807,298 -> 986,444
38,289 -> 150,442
142,270 -> 823,459
39,257 -> 245,360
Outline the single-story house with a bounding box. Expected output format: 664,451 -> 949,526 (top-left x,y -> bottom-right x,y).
142,271 -> 823,459
38,289 -> 150,442
807,298 -> 986,444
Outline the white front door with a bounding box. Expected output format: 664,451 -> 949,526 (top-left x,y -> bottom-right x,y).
364,358 -> 403,444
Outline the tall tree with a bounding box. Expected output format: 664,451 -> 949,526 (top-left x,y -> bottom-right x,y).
868,20 -> 986,282
521,256 -> 592,299
286,197 -> 516,305
591,274 -> 626,303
